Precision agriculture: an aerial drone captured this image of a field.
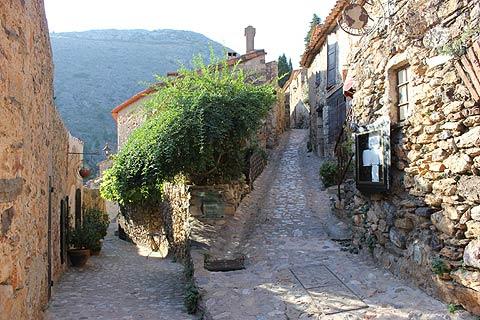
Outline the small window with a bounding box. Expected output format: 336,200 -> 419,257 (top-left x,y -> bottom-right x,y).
396,67 -> 410,122
327,43 -> 337,88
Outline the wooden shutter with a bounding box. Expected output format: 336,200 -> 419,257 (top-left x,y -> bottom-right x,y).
326,88 -> 346,141
327,43 -> 337,88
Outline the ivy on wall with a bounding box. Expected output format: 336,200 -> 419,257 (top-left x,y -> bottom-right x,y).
101,55 -> 276,204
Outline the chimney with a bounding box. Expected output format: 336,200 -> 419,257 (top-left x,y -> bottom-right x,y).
244,25 -> 256,53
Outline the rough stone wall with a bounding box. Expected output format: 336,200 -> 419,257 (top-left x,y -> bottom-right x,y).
67,133 -> 84,228
83,188 -> 106,213
266,89 -> 287,148
188,183 -> 248,218
119,182 -> 248,260
0,1 -> 78,317
343,0 -> 480,314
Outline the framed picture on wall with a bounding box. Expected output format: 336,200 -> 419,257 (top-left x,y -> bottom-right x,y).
355,117 -> 391,193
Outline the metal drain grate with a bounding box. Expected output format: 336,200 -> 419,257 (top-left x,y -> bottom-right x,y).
290,264 -> 368,315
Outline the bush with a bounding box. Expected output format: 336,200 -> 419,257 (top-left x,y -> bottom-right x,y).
68,224 -> 97,250
184,283 -> 200,314
319,161 -> 338,187
431,257 -> 450,275
83,208 -> 109,251
101,54 -> 276,204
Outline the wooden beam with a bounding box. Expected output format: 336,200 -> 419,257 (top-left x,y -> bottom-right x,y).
467,47 -> 480,80
461,55 -> 480,98
472,40 -> 480,67
455,60 -> 480,102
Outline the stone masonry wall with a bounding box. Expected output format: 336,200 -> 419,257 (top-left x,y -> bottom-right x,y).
344,0 -> 480,314
117,97 -> 150,149
285,69 -> 309,129
0,1 -> 78,318
119,182 -> 248,261
119,183 -> 191,260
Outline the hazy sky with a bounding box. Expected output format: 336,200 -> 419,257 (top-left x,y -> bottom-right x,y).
44,0 -> 337,68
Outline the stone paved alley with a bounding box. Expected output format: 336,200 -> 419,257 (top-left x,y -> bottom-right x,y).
47,130 -> 470,320
45,225 -> 195,320
194,130 -> 458,320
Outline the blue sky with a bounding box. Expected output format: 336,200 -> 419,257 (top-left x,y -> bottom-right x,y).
44,0 -> 337,67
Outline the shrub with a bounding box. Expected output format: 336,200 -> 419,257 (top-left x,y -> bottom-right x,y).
448,304 -> 461,314
183,253 -> 200,314
68,224 -> 96,250
101,54 -> 276,204
319,161 -> 338,187
83,208 -> 109,251
431,257 -> 450,275
184,283 -> 200,314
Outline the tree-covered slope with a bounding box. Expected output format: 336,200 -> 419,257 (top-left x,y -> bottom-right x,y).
50,29 -> 229,168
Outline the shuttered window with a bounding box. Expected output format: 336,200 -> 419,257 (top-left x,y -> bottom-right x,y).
326,88 -> 346,141
327,43 -> 337,88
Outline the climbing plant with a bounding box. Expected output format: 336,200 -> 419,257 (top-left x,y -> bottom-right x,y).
439,25 -> 480,57
101,54 -> 276,204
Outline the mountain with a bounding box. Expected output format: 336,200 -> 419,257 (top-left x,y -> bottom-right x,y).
50,29 -> 229,170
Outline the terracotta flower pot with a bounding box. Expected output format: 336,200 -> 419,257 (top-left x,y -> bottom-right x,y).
79,167 -> 91,178
68,249 -> 90,267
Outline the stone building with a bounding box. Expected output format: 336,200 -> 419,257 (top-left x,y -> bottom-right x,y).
112,26 -> 283,151
339,0 -> 480,314
283,69 -> 310,129
0,1 -> 84,318
300,1 -> 357,158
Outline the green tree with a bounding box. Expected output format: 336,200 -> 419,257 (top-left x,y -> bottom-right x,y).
304,14 -> 321,47
278,54 -> 293,88
100,55 -> 276,204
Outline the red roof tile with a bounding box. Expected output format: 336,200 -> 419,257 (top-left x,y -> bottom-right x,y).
300,0 -> 349,68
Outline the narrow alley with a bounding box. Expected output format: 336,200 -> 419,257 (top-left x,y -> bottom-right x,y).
45,225 -> 194,320
194,130 -> 452,320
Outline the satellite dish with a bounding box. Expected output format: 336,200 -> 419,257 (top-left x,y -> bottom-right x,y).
338,1 -> 384,36
343,4 -> 369,29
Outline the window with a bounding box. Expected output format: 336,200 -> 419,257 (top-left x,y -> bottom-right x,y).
315,71 -> 322,88
396,67 -> 410,122
327,43 -> 337,88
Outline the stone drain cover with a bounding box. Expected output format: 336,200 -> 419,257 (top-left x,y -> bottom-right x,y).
290,264 -> 368,315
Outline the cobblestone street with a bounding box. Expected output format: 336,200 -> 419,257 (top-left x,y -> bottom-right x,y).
46,130 -> 471,320
194,129 -> 457,320
45,225 -> 195,320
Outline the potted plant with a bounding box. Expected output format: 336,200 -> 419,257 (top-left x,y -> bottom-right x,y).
67,224 -> 95,267
83,208 -> 109,255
